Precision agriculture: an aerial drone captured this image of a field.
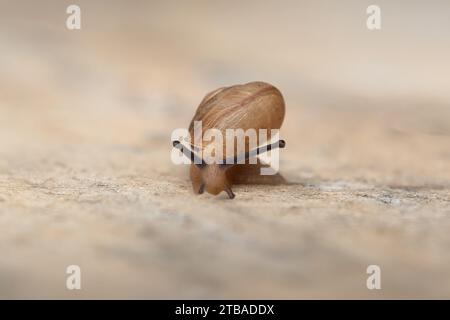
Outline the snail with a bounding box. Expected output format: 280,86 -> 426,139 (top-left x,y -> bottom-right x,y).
172,81 -> 286,199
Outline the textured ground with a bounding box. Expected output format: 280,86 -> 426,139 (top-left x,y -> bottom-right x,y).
0,1 -> 449,298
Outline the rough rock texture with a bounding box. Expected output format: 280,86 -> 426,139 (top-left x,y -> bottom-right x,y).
0,1 -> 449,298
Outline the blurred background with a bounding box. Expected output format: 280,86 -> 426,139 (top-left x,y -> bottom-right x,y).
0,0 -> 449,298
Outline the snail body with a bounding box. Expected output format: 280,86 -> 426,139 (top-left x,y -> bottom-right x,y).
173,81 -> 286,198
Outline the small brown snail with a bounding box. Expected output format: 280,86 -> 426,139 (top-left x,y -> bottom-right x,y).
172,81 -> 286,199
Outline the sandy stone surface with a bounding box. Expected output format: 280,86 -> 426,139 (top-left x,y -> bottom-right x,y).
0,1 -> 449,298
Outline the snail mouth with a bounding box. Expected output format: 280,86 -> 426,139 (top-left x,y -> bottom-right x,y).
205,186 -> 222,196
201,186 -> 234,199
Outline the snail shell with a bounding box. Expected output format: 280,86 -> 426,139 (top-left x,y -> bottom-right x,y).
186,81 -> 286,198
